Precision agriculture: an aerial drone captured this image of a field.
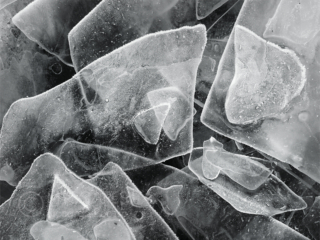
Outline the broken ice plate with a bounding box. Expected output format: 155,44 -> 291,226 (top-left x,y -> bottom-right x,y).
0,25 -> 206,186
201,0 -> 320,183
188,148 -> 307,216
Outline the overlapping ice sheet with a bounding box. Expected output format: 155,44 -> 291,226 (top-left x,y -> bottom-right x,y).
188,148 -> 306,216
202,137 -> 271,190
12,0 -> 102,65
68,0 -> 179,71
201,0 -> 320,183
0,153 -> 134,240
56,140 -> 154,177
196,0 -> 228,20
88,162 -> 178,240
0,25 -> 206,186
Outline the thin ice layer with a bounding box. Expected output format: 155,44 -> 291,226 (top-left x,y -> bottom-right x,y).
203,137 -> 271,190
263,0 -> 320,45
56,140 -> 155,177
225,25 -> 306,125
12,0 -> 102,65
0,154 -> 134,240
30,221 -> 88,240
196,0 -> 228,20
68,0 -> 179,71
0,25 -> 206,186
88,162 -> 178,240
188,148 -> 306,216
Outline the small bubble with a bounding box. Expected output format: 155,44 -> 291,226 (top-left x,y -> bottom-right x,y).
298,111 -> 309,122
49,63 -> 62,75
214,44 -> 220,53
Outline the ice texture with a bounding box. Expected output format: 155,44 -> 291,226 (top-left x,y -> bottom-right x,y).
201,0 -> 320,184
0,25 -> 206,185
68,0 -> 179,71
0,153 -> 133,240
88,162 -> 178,240
303,196 -> 320,240
56,140 -> 155,177
203,137 -> 272,190
188,148 -> 307,216
30,221 -> 88,240
196,0 -> 228,20
0,0 -> 17,10
225,25 -> 306,125
12,0 -> 102,65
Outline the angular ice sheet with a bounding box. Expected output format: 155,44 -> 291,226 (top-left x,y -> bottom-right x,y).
68,0 -> 179,71
56,140 -> 155,177
0,154 -> 133,240
201,0 -> 320,183
12,0 -> 102,65
88,162 -> 178,240
203,137 -> 272,190
196,0 -> 228,20
0,25 -> 206,185
188,148 -> 306,216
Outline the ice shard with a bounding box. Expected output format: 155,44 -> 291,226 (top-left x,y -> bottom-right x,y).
196,0 -> 228,20
12,0 -> 102,65
0,25 -> 206,186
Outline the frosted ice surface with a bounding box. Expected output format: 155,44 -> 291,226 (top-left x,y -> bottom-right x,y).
88,162 -> 178,240
12,0 -> 102,65
0,153 -> 132,240
133,103 -> 170,144
201,0 -> 320,184
147,185 -> 183,215
196,0 -> 228,20
0,25 -> 206,185
235,216 -> 309,240
263,0 -> 320,45
225,25 -> 306,125
69,0 -> 179,71
147,87 -> 193,141
30,221 -> 87,240
93,218 -> 133,240
203,137 -> 271,190
188,148 -> 307,216
57,140 -> 155,177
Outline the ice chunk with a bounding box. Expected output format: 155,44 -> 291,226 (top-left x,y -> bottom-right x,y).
69,0 -> 179,71
188,148 -> 307,216
56,140 -> 155,177
12,0 -> 102,65
30,221 -> 88,240
133,103 -> 170,144
196,0 -> 228,20
201,0 -> 320,184
263,0 -> 320,45
303,196 -> 320,240
89,162 -> 178,240
93,218 -> 133,240
225,25 -> 306,125
147,185 -> 183,215
0,153 -> 133,240
0,25 -> 206,185
235,216 -> 309,240
147,87 -> 193,141
203,137 -> 272,190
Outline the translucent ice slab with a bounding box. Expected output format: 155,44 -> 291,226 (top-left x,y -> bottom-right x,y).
0,25 -> 206,186
201,0 -> 320,183
88,162 -> 178,240
68,0 -> 179,71
203,137 -> 272,190
56,140 -> 155,177
0,153 -> 134,240
188,148 -> 306,216
196,0 -> 228,20
12,0 -> 102,65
